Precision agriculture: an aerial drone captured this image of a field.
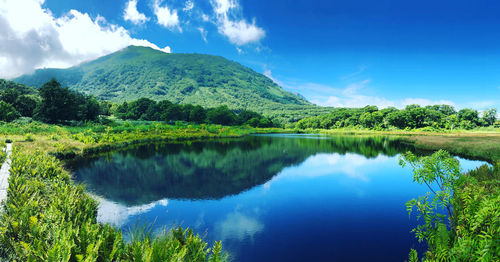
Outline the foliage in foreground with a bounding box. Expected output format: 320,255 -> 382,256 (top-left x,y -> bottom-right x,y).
401,150 -> 499,261
0,150 -> 227,261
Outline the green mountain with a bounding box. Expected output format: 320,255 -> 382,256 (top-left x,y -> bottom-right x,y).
14,46 -> 319,119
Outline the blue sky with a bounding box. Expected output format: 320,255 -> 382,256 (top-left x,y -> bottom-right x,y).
1,0 -> 499,110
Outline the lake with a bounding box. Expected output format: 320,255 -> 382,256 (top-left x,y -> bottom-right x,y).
70,134 -> 486,261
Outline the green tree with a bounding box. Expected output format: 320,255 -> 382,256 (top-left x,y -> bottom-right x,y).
77,95 -> 101,121
13,95 -> 37,117
386,110 -> 409,129
127,98 -> 156,120
34,79 -> 78,123
206,106 -> 235,125
399,150 -> 461,260
481,108 -> 497,126
445,114 -> 459,130
458,108 -> 479,127
363,105 -> 379,113
0,88 -> 20,105
99,101 -> 113,116
406,105 -> 427,128
423,108 -> 445,128
360,111 -> 383,128
437,105 -> 456,116
115,102 -> 128,119
0,101 -> 20,122
235,110 -> 261,125
163,104 -> 183,122
189,105 -> 207,123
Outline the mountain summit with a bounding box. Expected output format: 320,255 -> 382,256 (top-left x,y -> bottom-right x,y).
14,46 -> 311,113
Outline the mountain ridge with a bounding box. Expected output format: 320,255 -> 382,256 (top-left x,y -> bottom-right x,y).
14,46 -> 313,115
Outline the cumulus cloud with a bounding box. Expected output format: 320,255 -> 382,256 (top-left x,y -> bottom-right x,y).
0,0 -> 170,78
153,0 -> 180,31
183,0 -> 194,12
219,18 -> 265,46
210,0 -> 265,46
123,0 -> 149,25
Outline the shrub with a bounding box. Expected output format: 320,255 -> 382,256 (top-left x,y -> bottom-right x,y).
24,133 -> 35,142
401,151 -> 499,261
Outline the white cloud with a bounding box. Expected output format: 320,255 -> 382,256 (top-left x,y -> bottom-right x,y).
313,94 -> 397,109
183,0 -> 194,12
305,79 -> 397,108
123,0 -> 149,25
215,210 -> 264,242
153,0 -> 180,31
95,195 -> 168,227
201,13 -> 210,22
0,0 -> 170,78
263,68 -> 284,87
211,0 -> 237,15
283,79 -> 457,109
219,18 -> 265,46
210,0 -> 265,46
129,39 -> 171,53
466,100 -> 499,110
197,27 -> 208,42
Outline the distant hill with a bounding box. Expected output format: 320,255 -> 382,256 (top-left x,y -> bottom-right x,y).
0,79 -> 38,95
14,46 -> 321,120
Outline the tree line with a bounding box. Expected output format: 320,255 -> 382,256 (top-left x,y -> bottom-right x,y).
295,105 -> 497,130
0,79 -> 276,127
0,79 -> 101,123
0,79 -> 497,129
114,98 -> 276,127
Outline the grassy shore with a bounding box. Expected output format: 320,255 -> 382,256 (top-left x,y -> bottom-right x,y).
294,127 -> 500,164
0,121 -> 286,159
402,135 -> 500,164
0,121 -> 498,164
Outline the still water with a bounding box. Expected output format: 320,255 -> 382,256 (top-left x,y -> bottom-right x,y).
70,135 -> 486,261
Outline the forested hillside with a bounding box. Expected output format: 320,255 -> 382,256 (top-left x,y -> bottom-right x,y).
14,46 -> 321,120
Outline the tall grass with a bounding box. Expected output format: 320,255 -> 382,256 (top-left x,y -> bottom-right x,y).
0,149 -> 227,261
0,141 -> 6,163
0,120 -> 284,160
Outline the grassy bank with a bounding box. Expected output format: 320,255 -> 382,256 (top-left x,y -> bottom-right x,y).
296,128 -> 500,164
401,135 -> 500,165
0,121 -> 285,159
0,149 -> 227,261
1,121 -> 497,163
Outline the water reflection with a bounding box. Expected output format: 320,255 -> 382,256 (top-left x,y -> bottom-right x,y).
70,135 -> 412,206
215,208 -> 265,242
70,135 -> 486,261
